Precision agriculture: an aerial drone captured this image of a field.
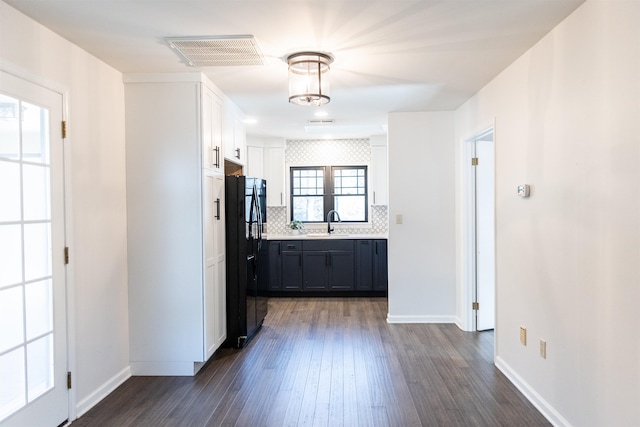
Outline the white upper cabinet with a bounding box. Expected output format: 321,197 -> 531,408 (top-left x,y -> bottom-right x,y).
264,146 -> 285,206
202,87 -> 224,173
370,136 -> 388,206
246,145 -> 264,178
246,136 -> 285,206
224,102 -> 246,165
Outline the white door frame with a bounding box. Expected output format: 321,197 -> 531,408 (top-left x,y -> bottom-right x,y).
0,61 -> 76,423
461,122 -> 496,335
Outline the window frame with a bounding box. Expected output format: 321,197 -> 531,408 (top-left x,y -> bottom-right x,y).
290,165 -> 368,223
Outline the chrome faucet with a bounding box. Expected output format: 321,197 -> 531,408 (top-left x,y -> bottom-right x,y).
327,210 -> 341,234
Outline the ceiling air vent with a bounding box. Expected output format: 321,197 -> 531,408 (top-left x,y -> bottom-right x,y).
307,119 -> 335,125
165,35 -> 264,67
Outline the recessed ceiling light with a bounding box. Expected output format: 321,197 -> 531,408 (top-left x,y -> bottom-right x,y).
314,111 -> 328,117
243,118 -> 257,125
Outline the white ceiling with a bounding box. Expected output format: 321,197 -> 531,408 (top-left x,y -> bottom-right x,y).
5,0 -> 585,140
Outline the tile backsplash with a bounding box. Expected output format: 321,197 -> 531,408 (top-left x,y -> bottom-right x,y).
265,138 -> 388,236
266,205 -> 388,236
286,138 -> 371,165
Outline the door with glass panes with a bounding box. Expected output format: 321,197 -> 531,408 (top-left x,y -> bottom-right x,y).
0,70 -> 68,426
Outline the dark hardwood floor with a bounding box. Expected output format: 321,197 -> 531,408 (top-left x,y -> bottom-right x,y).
72,298 -> 549,426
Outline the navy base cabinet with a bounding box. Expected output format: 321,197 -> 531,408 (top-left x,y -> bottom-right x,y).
265,238 -> 386,296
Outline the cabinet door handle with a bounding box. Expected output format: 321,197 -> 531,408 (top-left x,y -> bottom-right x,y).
280,192 -> 283,205
235,147 -> 241,159
373,191 -> 376,205
215,198 -> 221,220
213,146 -> 220,168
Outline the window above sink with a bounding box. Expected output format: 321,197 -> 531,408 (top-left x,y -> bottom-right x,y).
290,165 -> 368,223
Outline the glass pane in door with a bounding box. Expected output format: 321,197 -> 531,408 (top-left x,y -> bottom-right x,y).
0,161 -> 20,222
0,287 -> 24,352
0,225 -> 22,288
27,335 -> 54,401
23,223 -> 52,282
0,348 -> 26,420
25,280 -> 53,340
21,101 -> 49,164
0,93 -> 20,160
23,164 -> 51,221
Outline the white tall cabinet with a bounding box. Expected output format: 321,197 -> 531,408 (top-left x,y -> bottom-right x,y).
124,73 -> 227,375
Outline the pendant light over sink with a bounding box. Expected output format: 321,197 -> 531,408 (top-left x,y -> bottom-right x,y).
287,51 -> 333,106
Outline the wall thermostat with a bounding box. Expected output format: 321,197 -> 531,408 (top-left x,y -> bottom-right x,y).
517,185 -> 530,198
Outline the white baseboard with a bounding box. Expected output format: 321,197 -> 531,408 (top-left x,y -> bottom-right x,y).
495,355 -> 572,427
130,361 -> 201,376
386,314 -> 457,324
453,316 -> 465,330
75,366 -> 131,418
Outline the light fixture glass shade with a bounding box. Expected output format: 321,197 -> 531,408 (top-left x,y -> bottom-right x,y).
287,52 -> 333,106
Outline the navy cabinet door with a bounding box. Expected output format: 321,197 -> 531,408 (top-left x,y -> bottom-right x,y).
373,240 -> 388,291
329,251 -> 355,291
303,252 -> 330,290
282,251 -> 303,291
355,240 -> 373,291
267,241 -> 282,291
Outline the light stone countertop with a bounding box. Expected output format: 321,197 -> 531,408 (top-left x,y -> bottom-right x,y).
264,233 -> 387,240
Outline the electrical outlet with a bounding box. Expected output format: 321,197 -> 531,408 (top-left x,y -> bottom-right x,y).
520,327 -> 527,346
540,339 -> 547,359
395,214 -> 403,224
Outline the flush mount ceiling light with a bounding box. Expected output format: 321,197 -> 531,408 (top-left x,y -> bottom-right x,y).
166,35 -> 264,67
287,51 -> 333,106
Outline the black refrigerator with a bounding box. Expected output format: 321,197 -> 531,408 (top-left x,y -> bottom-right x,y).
225,175 -> 268,348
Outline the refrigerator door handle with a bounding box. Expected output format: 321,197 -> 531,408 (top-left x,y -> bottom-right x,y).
248,184 -> 259,241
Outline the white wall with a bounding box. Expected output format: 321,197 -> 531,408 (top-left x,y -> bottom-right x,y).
387,112 -> 456,322
0,1 -> 130,418
455,1 -> 639,425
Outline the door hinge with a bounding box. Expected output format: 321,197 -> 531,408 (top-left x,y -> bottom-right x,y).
67,372 -> 72,389
472,302 -> 479,310
64,247 -> 70,265
61,121 -> 67,139
471,157 -> 479,166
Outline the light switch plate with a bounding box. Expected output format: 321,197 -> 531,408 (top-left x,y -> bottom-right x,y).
396,214 -> 403,224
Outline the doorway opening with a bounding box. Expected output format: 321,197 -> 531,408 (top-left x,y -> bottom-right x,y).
463,126 -> 495,334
